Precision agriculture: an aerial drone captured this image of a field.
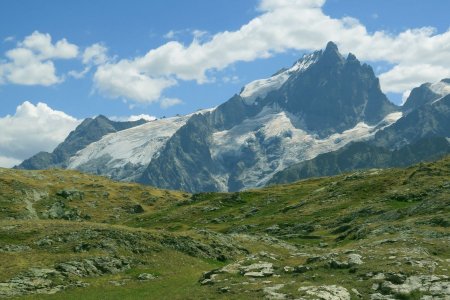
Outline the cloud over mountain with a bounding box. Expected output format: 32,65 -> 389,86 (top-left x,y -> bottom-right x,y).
91,0 -> 450,104
0,101 -> 80,167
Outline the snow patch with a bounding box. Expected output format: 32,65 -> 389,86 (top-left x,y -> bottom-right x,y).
240,52 -> 320,104
430,80 -> 450,104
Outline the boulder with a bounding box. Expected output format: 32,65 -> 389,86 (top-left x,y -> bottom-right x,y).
298,285 -> 350,300
137,273 -> 157,281
240,262 -> 274,277
56,189 -> 84,200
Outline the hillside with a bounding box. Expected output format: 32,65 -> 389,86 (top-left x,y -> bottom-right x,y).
0,156 -> 449,299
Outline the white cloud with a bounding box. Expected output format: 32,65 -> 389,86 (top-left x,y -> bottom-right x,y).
92,0 -> 450,103
68,67 -> 90,79
0,156 -> 21,168
163,29 -> 207,41
82,43 -> 108,65
0,101 -> 80,167
128,114 -> 157,121
3,36 -> 15,42
20,31 -> 78,60
164,30 -> 177,40
67,43 -> 110,79
0,31 -> 78,86
379,64 -> 450,93
160,97 -> 183,109
110,114 -> 157,122
94,60 -> 177,103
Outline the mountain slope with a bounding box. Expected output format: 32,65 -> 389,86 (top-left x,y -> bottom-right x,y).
269,136 -> 450,185
17,115 -> 147,170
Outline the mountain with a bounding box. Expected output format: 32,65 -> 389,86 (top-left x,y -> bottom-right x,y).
140,42 -> 400,192
1,155 -> 449,299
19,42 -> 403,192
269,81 -> 450,185
16,115 -> 147,170
19,42 -> 449,193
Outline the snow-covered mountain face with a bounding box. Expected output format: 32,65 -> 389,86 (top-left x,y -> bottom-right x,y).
67,115 -> 191,181
209,106 -> 401,190
66,109 -> 214,181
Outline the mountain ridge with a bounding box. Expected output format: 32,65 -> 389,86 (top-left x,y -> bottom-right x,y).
16,115 -> 147,170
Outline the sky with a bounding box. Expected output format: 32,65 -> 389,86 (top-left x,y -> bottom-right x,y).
1,0 -> 450,167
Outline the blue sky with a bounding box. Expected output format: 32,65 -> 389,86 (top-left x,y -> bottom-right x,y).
1,0 -> 450,167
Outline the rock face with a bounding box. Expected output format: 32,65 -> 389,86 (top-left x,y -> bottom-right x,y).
371,274 -> 450,299
298,285 -> 351,300
16,115 -> 147,170
0,257 -> 130,297
240,262 -> 274,277
278,42 -> 396,136
55,256 -> 131,277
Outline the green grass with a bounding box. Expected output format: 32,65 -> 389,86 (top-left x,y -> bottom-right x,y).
1,155 -> 449,299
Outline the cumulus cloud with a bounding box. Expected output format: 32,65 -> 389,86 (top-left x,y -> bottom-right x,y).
82,43 -> 108,66
20,31 -> 78,60
0,101 -> 80,167
92,0 -> 450,104
379,64 -> 450,93
110,114 -> 157,122
68,43 -> 109,79
0,31 -> 78,86
94,60 -> 177,103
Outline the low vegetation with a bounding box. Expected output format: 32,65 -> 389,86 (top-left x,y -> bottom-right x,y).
0,156 -> 449,299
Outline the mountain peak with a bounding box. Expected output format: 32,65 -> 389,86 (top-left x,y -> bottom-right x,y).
346,53 -> 358,62
96,114 -> 109,120
325,41 -> 339,52
320,41 -> 344,64
403,78 -> 450,112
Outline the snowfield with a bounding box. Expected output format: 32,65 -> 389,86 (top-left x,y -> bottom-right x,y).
211,107 -> 402,189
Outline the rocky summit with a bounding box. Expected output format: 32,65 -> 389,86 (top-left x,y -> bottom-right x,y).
0,155 -> 449,299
